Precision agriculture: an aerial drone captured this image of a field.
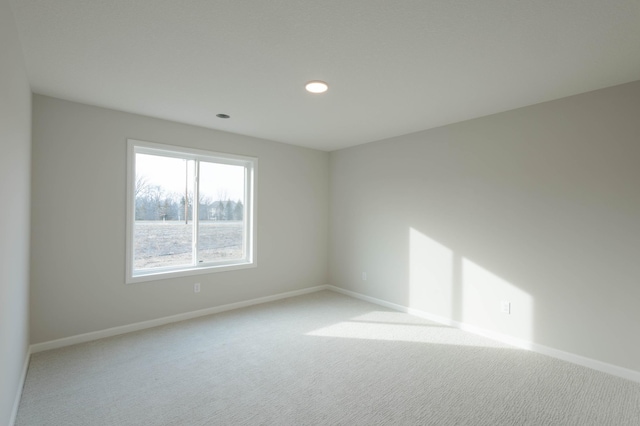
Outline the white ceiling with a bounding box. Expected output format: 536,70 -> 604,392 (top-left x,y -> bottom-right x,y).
10,0 -> 640,151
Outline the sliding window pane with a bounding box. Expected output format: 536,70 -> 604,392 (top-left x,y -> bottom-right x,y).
134,153 -> 194,270
197,161 -> 245,263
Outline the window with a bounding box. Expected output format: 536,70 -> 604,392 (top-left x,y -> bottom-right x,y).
126,139 -> 256,283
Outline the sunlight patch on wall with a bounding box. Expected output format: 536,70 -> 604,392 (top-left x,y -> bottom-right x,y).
407,227 -> 533,343
409,228 -> 453,317
462,258 -> 533,341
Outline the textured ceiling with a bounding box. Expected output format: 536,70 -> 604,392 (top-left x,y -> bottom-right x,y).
10,0 -> 640,151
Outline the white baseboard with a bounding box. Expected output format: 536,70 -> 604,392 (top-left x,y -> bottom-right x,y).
31,285 -> 329,354
327,285 -> 640,384
9,347 -> 31,426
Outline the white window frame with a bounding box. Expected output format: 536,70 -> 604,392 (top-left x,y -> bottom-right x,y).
126,139 -> 257,283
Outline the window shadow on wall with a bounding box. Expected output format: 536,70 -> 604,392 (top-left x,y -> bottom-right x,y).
409,227 -> 534,344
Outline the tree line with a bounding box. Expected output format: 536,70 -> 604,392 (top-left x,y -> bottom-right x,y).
135,176 -> 243,222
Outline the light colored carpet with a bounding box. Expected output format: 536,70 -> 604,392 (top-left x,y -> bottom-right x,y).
16,291 -> 640,425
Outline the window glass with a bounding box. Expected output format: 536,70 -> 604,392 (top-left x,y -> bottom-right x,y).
134,154 -> 195,270
197,161 -> 246,264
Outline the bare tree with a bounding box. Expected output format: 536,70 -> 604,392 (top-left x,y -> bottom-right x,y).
135,175 -> 149,198
198,194 -> 213,220
216,189 -> 229,203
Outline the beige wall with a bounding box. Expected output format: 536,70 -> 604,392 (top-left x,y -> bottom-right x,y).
330,81 -> 640,372
30,95 -> 329,344
0,0 -> 31,423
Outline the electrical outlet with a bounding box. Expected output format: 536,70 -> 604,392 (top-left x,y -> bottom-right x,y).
194,283 -> 201,293
500,300 -> 510,314
362,272 -> 367,281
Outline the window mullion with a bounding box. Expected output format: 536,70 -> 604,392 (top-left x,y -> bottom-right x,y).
193,160 -> 199,266
244,166 -> 249,260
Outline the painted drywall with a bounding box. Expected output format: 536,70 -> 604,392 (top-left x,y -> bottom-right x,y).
330,81 -> 640,373
30,95 -> 329,344
0,0 -> 31,423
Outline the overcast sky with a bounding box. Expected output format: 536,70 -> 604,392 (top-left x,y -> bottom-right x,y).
136,153 -> 245,202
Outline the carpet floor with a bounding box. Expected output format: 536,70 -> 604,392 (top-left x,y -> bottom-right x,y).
16,290 -> 640,425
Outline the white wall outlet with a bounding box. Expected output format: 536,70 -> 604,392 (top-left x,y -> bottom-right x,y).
362,272 -> 367,281
501,300 -> 511,314
194,283 -> 201,293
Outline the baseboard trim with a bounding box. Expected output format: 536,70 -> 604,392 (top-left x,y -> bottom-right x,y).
9,346 -> 31,426
31,285 -> 329,354
327,285 -> 640,384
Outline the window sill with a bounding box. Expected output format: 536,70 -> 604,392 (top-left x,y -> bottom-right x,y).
126,261 -> 256,284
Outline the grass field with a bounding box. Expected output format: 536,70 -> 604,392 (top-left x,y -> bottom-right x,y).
134,220 -> 244,269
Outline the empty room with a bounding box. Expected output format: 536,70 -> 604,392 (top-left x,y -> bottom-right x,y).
2,1 -> 640,425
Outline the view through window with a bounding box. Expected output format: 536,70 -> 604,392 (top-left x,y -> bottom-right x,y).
127,140 -> 256,281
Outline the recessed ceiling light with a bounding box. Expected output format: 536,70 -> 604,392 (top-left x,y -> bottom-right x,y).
216,113 -> 230,119
305,81 -> 328,94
